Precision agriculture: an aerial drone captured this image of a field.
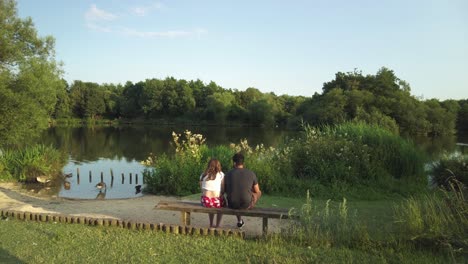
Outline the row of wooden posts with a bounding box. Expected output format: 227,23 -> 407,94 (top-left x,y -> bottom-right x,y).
0,210 -> 244,237
73,168 -> 144,185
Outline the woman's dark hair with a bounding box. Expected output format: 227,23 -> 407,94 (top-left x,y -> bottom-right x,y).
202,159 -> 222,181
232,153 -> 244,166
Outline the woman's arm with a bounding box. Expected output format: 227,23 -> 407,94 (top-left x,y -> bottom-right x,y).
220,177 -> 225,196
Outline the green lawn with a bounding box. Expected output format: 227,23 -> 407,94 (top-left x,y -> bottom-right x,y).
0,194 -> 463,263
0,220 -> 451,264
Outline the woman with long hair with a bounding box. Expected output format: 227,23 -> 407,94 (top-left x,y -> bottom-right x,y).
199,158 -> 225,228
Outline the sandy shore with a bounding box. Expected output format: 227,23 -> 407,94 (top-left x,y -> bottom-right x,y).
0,183 -> 285,236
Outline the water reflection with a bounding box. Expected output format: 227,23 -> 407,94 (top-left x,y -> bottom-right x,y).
40,125 -> 296,162
408,133 -> 468,159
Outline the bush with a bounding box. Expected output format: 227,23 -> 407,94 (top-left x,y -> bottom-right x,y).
430,154 -> 468,188
288,122 -> 427,195
0,145 -> 66,182
143,123 -> 428,198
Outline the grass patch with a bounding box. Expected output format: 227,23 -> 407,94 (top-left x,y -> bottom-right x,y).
0,220 -> 454,264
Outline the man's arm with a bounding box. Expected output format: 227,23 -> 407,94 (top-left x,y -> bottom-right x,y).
252,183 -> 261,195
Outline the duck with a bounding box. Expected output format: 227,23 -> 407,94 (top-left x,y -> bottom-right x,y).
63,173 -> 73,178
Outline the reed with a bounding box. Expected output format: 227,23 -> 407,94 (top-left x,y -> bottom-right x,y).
0,144 -> 66,181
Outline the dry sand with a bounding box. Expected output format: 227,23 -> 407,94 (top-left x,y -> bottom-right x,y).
0,183 -> 285,236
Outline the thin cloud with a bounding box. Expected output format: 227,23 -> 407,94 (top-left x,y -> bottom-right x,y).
85,4 -> 117,21
122,27 -> 207,38
131,2 -> 163,17
86,23 -> 112,33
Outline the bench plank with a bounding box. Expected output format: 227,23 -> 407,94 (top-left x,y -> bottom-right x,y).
155,200 -> 294,219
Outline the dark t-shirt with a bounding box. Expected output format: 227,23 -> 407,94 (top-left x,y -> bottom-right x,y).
225,168 -> 258,209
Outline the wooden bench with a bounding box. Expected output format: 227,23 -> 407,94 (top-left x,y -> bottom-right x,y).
155,200 -> 297,235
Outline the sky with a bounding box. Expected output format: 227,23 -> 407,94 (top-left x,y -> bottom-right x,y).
16,0 -> 468,100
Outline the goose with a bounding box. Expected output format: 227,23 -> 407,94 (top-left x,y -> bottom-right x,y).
95,182 -> 106,189
135,185 -> 142,194
36,176 -> 51,184
96,189 -> 106,199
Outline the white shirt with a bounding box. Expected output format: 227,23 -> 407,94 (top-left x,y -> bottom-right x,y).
199,172 -> 224,192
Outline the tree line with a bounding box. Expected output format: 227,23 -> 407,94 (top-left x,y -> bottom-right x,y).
53,69 -> 467,136
1,0 -> 467,148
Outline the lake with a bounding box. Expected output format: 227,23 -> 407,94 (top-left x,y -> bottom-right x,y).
36,125 -> 468,199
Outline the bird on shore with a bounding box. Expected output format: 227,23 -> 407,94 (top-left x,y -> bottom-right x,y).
36,176 -> 51,184
135,185 -> 142,194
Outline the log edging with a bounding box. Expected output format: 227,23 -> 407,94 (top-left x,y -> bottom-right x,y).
0,209 -> 244,238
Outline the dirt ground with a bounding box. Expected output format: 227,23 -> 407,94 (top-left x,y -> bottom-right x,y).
0,183 -> 285,237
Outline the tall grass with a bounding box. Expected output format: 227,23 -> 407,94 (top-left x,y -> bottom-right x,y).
0,145 -> 66,182
285,191 -> 371,248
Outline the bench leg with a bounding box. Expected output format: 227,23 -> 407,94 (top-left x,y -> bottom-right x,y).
181,212 -> 191,226
262,217 -> 268,235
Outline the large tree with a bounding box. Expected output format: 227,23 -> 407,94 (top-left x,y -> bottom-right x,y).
0,0 -> 64,146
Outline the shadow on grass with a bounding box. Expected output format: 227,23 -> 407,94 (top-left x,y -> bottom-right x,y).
0,248 -> 25,264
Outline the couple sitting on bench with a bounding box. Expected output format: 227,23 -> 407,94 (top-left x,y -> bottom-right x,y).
199,153 -> 262,228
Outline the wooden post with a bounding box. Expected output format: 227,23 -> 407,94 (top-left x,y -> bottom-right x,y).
121,173 -> 124,184
110,169 -> 114,181
262,218 -> 268,236
89,171 -> 92,183
136,174 -> 138,185
100,172 -> 103,182
181,211 -> 191,225
130,173 -> 132,184
77,168 -> 80,185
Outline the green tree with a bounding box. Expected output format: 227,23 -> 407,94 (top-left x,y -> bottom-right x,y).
206,92 -> 235,123
457,100 -> 468,133
69,81 -> 105,119
0,0 -> 64,146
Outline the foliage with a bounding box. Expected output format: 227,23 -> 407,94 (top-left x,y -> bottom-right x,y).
288,122 -> 427,195
430,154 -> 468,188
393,181 -> 467,255
143,130 -> 207,195
297,68 -> 460,135
143,123 -> 427,198
0,144 -> 66,181
0,0 -> 64,147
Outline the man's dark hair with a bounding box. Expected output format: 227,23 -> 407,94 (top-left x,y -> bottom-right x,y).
232,153 -> 244,165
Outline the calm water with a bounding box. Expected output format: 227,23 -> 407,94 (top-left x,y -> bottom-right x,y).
37,125 -> 296,199
36,125 -> 468,199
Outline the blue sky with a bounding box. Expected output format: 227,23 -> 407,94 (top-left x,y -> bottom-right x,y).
16,0 -> 468,100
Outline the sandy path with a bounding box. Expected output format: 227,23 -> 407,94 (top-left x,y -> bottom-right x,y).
0,183 -> 285,237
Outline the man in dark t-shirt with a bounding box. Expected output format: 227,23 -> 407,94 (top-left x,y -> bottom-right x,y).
224,153 -> 262,228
